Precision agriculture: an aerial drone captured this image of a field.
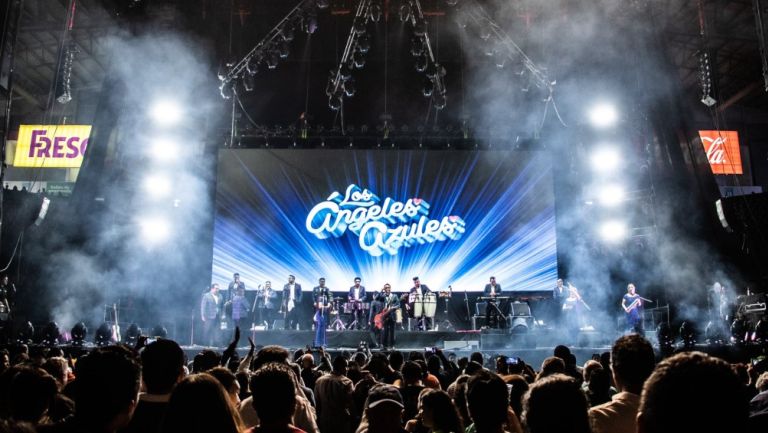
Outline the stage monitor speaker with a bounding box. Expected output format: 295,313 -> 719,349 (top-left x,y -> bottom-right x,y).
475,302 -> 487,316
511,301 -> 531,317
272,319 -> 284,330
480,332 -> 535,350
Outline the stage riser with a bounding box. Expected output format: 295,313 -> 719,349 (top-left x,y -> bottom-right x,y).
248,330 -> 484,350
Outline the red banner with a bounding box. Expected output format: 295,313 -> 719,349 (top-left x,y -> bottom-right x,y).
698,130 -> 743,175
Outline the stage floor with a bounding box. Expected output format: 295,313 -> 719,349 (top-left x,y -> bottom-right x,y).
183,328 -> 616,369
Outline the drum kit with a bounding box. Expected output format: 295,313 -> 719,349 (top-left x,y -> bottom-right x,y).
323,288 -> 452,331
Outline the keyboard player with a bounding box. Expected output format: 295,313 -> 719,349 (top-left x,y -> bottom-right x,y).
483,276 -> 504,328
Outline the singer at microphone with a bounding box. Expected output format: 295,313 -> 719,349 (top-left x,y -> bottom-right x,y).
621,283 -> 648,335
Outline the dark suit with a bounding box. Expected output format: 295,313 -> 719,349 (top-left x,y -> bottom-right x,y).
347,285 -> 367,329
483,283 -> 503,328
282,283 -> 303,330
409,284 -> 432,330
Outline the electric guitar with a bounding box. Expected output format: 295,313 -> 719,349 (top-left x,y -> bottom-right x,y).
373,307 -> 395,330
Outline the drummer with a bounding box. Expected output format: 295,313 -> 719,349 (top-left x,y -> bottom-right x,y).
409,276 -> 433,331
347,277 -> 367,329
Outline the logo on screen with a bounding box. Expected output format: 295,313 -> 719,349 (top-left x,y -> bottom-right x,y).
306,184 -> 466,257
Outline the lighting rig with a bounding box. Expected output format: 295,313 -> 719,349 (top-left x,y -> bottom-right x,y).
218,0 -> 329,99
448,0 -> 555,96
401,0 -> 447,110
325,0 -> 379,111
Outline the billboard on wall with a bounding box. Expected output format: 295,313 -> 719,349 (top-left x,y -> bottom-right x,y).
12,124 -> 91,168
698,130 -> 743,175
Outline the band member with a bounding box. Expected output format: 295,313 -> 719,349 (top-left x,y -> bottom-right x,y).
369,289 -> 383,348
562,284 -> 587,337
282,275 -> 303,330
255,281 -> 279,329
313,278 -> 331,347
0,275 -> 15,322
409,276 -> 433,330
230,286 -> 251,332
552,278 -> 567,326
228,273 -> 246,302
622,283 -> 644,334
710,282 -> 732,322
347,277 -> 367,329
200,283 -> 223,346
483,276 -> 503,328
377,284 -> 399,349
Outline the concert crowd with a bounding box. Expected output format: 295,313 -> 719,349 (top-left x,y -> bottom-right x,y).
0,329 -> 766,433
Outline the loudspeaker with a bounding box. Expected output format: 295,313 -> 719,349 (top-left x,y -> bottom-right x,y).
480,332 -> 535,350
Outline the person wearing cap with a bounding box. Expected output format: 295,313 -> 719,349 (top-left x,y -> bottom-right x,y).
361,384 -> 408,433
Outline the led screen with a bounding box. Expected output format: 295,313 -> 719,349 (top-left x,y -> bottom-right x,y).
212,149 -> 557,292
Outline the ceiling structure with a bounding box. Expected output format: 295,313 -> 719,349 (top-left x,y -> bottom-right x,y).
4,0 -> 768,125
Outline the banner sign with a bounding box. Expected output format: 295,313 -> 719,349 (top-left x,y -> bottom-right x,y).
698,130 -> 743,175
12,125 -> 91,168
306,184 -> 466,257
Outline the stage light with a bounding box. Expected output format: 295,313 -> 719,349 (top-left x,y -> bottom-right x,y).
587,103 -> 618,128
95,323 -> 112,346
415,54 -> 428,73
753,319 -> 768,343
219,82 -> 233,99
42,322 -> 61,346
599,220 -> 627,242
16,321 -> 34,344
413,19 -> 428,37
730,317 -> 747,344
358,35 -> 371,54
279,41 -> 290,59
71,322 -> 87,346
329,92 -> 343,111
353,52 -> 366,69
510,317 -> 528,334
149,138 -> 178,162
433,93 -> 447,110
139,216 -> 171,244
149,100 -> 183,127
343,78 -> 356,97
411,37 -> 425,57
399,3 -> 412,22
281,26 -> 295,42
266,51 -> 279,69
143,175 -> 172,198
590,147 -> 621,173
151,325 -> 168,339
656,322 -> 674,348
597,184 -> 625,207
369,3 -> 382,22
124,323 -> 141,345
679,321 -> 696,348
422,78 -> 434,97
316,0 -> 329,9
243,73 -> 255,92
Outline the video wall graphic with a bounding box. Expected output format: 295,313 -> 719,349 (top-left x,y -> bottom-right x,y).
212,149 -> 557,292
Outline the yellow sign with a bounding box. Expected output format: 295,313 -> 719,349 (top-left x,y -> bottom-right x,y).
12,124 -> 91,168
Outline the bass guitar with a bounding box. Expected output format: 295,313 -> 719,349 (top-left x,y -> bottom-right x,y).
373,307 -> 395,330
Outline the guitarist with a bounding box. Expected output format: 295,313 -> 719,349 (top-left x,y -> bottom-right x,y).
375,284 -> 399,350
312,278 -> 332,348
621,283 -> 644,334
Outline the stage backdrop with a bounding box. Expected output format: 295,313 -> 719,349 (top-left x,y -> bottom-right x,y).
212,149 -> 557,293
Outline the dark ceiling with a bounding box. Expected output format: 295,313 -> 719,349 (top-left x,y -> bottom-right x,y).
5,0 -> 768,128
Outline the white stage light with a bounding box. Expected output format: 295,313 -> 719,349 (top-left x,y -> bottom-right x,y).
143,175 -> 172,198
591,147 -> 621,173
150,138 -> 178,162
588,103 -> 618,128
139,217 -> 171,244
149,100 -> 183,126
597,184 -> 625,207
599,220 -> 628,242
